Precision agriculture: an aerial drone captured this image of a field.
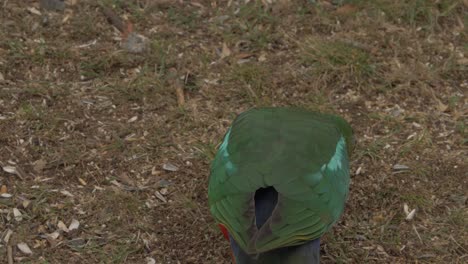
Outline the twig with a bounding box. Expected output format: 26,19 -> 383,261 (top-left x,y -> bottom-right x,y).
7,245 -> 13,264
412,224 -> 423,245
168,68 -> 185,107
101,6 -> 125,33
449,235 -> 467,254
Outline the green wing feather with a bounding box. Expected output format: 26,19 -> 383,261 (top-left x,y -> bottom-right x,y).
208,107 -> 353,254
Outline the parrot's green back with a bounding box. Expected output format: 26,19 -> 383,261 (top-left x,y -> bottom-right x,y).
208,107 -> 353,256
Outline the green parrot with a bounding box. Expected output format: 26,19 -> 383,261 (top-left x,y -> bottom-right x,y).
208,107 -> 354,263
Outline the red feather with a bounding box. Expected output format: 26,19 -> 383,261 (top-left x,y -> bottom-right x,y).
218,224 -> 230,241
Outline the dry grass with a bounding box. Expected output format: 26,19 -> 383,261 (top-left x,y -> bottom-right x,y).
0,0 -> 467,263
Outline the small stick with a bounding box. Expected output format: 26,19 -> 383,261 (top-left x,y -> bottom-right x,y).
101,6 -> 125,33
7,245 -> 13,264
412,224 -> 423,245
168,68 -> 185,107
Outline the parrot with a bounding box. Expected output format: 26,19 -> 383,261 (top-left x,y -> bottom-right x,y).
208,107 -> 354,263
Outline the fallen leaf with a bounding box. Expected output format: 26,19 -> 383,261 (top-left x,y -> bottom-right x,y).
60,190 -> 74,197
46,231 -> 60,240
175,85 -> 185,107
146,257 -> 156,264
69,219 -> 80,231
163,163 -> 179,172
457,57 -> 468,65
13,208 -> 22,221
4,229 -> 13,243
27,7 -> 42,16
160,188 -> 168,195
155,191 -> 167,203
393,164 -> 410,171
1,193 -> 12,198
17,242 -> 33,255
78,178 -> 87,186
220,42 -> 231,59
127,116 -> 138,123
0,185 -> 7,194
58,221 -> 70,232
2,165 -> 17,174
335,4 -> 358,15
22,199 -> 31,208
122,32 -> 149,53
33,159 -> 47,173
404,203 -> 410,215
406,209 -> 417,221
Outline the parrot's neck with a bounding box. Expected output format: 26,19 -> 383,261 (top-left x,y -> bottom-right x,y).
229,236 -> 320,264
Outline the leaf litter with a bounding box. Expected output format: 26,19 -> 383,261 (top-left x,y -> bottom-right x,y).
0,0 -> 466,263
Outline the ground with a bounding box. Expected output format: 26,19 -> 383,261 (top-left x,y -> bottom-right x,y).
0,0 -> 466,263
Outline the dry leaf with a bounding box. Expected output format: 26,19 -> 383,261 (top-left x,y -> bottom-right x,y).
22,199 -> 31,208
47,231 -> 60,240
69,219 -> 80,231
13,208 -> 22,221
0,185 -> 7,194
175,86 -> 185,107
127,116 -> 138,123
404,203 -> 410,215
155,191 -> 167,203
163,163 -> 179,172
220,42 -> 231,59
393,164 -> 410,171
406,209 -> 417,220
1,193 -> 12,198
58,221 -> 70,232
2,165 -> 17,174
404,203 -> 417,220
78,178 -> 87,186
17,242 -> 33,255
27,7 -> 42,16
33,159 -> 47,173
60,190 -> 74,197
4,229 -> 13,243
457,57 -> 468,65
146,257 -> 156,264
160,188 -> 168,195
335,4 -> 358,15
